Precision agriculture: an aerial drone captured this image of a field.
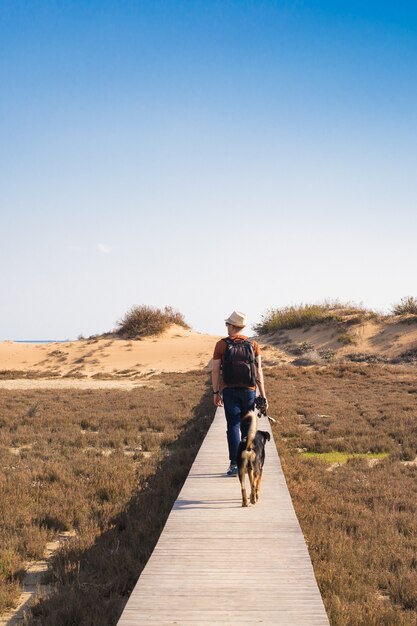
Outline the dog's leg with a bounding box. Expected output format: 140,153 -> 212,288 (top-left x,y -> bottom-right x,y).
252,472 -> 260,504
239,464 -> 248,507
249,465 -> 256,505
252,473 -> 258,503
255,468 -> 263,502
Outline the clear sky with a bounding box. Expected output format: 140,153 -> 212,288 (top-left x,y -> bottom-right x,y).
1,1 -> 417,339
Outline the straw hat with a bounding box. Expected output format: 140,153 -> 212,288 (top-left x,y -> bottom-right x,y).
225,310 -> 247,328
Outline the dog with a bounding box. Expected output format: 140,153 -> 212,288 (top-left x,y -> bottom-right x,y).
237,410 -> 270,507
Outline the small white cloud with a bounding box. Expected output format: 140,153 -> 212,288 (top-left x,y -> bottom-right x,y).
97,243 -> 112,254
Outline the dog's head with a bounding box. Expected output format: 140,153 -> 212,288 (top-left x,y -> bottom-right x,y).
259,431 -> 270,443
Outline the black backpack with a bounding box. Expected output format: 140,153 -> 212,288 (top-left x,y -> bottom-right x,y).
222,338 -> 256,387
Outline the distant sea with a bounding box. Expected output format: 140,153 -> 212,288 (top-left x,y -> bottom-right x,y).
12,340 -> 69,343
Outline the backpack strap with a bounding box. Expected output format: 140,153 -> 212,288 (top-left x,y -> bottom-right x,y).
223,337 -> 248,344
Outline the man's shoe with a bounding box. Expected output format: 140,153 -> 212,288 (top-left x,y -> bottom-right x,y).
226,463 -> 238,476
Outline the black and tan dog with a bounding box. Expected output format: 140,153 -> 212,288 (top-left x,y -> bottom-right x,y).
237,410 -> 270,507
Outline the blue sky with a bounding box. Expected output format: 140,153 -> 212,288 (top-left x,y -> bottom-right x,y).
1,1 -> 417,338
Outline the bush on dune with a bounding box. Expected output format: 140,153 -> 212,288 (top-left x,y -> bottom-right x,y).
253,301 -> 375,334
116,305 -> 190,339
391,296 -> 417,316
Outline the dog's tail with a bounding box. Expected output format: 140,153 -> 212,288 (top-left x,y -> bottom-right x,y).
242,410 -> 257,451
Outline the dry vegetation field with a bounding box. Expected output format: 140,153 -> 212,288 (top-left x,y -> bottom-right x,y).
267,363 -> 417,626
3,348 -> 417,626
0,371 -> 212,625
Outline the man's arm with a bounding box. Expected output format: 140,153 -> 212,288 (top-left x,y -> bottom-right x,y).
212,358 -> 223,407
255,355 -> 269,409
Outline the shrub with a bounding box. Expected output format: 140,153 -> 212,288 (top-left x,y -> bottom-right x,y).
0,371 -> 213,620
391,296 -> 417,316
116,305 -> 190,339
392,349 -> 417,364
253,301 -> 371,334
338,333 -> 356,345
267,364 -> 417,625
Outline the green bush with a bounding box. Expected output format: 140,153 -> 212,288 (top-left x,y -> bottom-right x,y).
116,305 -> 190,339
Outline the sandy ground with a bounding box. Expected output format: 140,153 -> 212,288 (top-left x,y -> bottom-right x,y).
0,326 -> 216,374
0,326 -> 219,387
0,379 -> 145,390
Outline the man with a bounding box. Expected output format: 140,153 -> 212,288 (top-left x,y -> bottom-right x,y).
212,310 -> 268,476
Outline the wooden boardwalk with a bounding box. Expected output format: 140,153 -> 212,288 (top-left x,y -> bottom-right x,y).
118,407 -> 329,625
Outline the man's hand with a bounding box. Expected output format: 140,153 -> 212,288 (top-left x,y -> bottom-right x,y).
214,393 -> 223,407
255,396 -> 269,414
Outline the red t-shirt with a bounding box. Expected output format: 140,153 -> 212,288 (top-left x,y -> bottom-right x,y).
213,335 -> 260,390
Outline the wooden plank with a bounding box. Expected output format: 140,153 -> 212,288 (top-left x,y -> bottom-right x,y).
117,407 -> 329,625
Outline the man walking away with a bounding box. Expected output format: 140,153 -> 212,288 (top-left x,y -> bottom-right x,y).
212,311 -> 268,476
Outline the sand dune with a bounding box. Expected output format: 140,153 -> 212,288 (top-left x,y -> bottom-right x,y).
260,316 -> 417,361
0,326 -> 218,377
0,325 -> 287,389
1,317 -> 416,391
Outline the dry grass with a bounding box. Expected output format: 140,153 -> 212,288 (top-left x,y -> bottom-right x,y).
254,301 -> 378,334
0,371 -> 212,624
392,296 -> 417,316
4,359 -> 417,625
115,305 -> 190,339
266,363 -> 417,625
0,370 -> 61,379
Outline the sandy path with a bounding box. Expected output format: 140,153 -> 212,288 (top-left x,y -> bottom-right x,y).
0,533 -> 76,626
0,379 -> 143,391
